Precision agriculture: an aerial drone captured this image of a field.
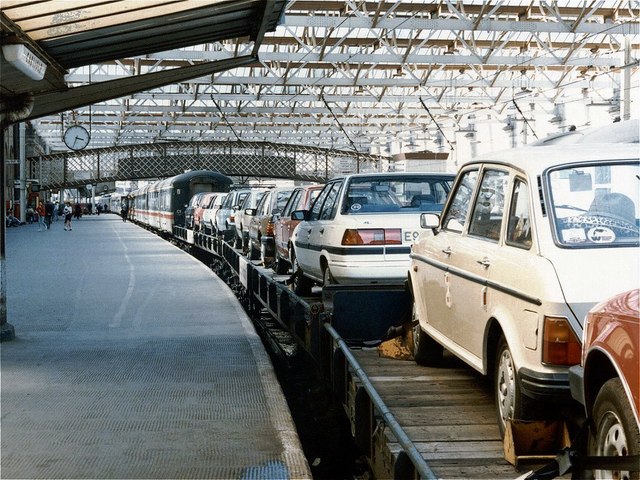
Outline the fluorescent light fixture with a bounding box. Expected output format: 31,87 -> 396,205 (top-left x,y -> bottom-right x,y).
2,44 -> 47,80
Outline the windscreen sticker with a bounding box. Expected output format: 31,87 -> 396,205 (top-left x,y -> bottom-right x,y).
586,226 -> 616,244
561,228 -> 587,243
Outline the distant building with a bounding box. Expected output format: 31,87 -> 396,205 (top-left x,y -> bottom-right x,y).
392,150 -> 450,173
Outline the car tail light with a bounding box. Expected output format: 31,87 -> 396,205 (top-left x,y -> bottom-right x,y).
266,221 -> 275,236
341,228 -> 402,245
542,316 -> 582,365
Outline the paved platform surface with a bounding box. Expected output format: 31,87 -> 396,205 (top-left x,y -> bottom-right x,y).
1,214 -> 310,479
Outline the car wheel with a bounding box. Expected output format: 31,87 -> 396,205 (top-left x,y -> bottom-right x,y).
322,265 -> 336,287
292,251 -> 312,296
411,303 -> 443,366
589,378 -> 640,480
494,335 -> 527,437
260,243 -> 271,266
274,253 -> 289,274
249,242 -> 260,260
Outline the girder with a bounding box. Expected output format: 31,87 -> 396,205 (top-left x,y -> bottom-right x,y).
29,141 -> 387,190
9,0 -> 638,157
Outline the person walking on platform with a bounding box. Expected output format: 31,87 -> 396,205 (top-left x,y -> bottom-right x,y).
36,202 -> 46,232
121,202 -> 129,222
63,203 -> 73,231
44,200 -> 54,230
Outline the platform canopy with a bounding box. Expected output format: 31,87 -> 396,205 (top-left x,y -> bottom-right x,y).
2,0 -> 639,157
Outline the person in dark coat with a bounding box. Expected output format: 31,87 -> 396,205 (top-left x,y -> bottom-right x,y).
44,200 -> 54,230
121,202 -> 129,222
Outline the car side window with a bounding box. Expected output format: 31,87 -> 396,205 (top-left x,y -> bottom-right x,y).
283,189 -> 301,217
468,169 -> 509,242
309,183 -> 334,220
442,169 -> 479,233
506,178 -> 532,249
319,182 -> 343,220
275,190 -> 293,214
257,192 -> 270,215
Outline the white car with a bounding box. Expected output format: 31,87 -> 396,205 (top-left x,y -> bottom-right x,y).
408,144 -> 640,436
290,172 -> 454,295
202,192 -> 227,235
215,189 -> 250,240
234,189 -> 269,250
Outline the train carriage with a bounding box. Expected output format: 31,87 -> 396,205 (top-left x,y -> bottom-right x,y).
131,170 -> 232,235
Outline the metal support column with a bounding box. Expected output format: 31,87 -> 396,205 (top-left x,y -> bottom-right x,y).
1,125 -> 16,341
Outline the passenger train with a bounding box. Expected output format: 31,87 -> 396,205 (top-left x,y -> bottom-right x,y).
130,170 -> 233,236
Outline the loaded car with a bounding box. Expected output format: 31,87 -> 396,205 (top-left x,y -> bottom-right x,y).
184,192 -> 208,229
569,288 -> 639,480
247,187 -> 295,264
273,184 -> 323,274
192,192 -> 217,231
408,144 -> 639,436
201,192 -> 227,235
290,172 -> 454,295
234,189 -> 268,250
215,189 -> 250,240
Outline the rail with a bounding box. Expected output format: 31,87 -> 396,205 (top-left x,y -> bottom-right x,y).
324,322 -> 438,480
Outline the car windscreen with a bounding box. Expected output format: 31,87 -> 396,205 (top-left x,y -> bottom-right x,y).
342,176 -> 453,215
547,161 -> 640,247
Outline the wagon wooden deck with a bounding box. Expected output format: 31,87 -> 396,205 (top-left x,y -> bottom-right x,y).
349,348 -> 544,479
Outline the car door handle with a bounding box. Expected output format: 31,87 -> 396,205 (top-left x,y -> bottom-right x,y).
442,247 -> 452,255
476,257 -> 491,268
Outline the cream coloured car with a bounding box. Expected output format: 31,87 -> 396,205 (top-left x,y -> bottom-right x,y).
408,144 -> 640,436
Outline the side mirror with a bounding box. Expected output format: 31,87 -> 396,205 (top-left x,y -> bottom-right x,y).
291,210 -> 309,221
245,208 -> 256,216
420,213 -> 440,230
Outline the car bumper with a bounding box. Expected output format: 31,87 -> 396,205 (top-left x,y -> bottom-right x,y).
519,366 -> 572,402
329,259 -> 408,285
568,364 -> 585,406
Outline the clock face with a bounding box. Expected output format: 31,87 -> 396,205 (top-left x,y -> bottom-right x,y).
63,125 -> 90,151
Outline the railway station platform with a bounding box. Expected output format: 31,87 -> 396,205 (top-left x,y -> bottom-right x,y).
1,214 -> 311,479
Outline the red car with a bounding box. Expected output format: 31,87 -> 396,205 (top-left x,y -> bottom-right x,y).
273,184 -> 323,274
569,288 -> 639,478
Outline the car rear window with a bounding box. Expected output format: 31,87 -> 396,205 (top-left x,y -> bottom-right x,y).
547,161 -> 640,247
343,176 -> 453,214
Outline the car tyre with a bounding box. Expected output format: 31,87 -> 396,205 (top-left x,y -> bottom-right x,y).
260,243 -> 271,267
292,251 -> 312,296
589,377 -> 640,480
494,335 -> 529,437
323,265 -> 336,287
274,253 -> 289,274
411,304 -> 443,366
249,242 -> 260,260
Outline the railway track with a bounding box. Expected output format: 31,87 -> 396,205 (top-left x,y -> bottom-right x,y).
174,227 -> 577,479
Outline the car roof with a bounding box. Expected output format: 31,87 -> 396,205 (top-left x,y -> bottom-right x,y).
531,119 -> 639,146
332,171 -> 456,181
464,143 -> 639,175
